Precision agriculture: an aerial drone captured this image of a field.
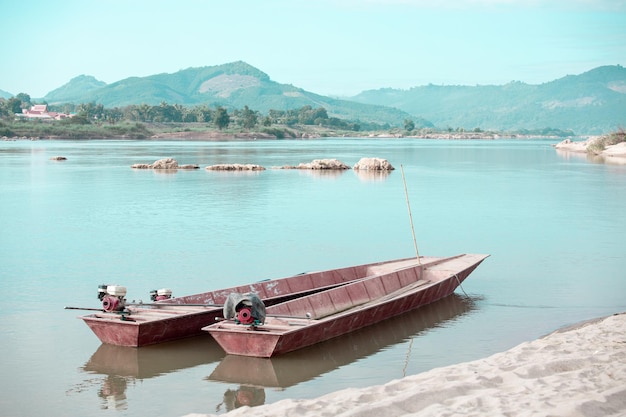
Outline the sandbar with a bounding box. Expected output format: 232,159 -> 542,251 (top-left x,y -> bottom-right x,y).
184,312 -> 626,417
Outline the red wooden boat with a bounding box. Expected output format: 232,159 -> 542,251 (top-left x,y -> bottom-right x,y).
207,293 -> 476,388
204,253 -> 488,357
76,256 -> 441,347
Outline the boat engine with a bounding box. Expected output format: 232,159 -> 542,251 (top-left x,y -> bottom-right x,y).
149,288 -> 173,302
97,284 -> 127,312
223,292 -> 266,325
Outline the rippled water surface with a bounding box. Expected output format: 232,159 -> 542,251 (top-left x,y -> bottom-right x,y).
1,138 -> 625,417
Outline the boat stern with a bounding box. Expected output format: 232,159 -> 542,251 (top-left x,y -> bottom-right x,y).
204,323 -> 283,358
80,314 -> 142,347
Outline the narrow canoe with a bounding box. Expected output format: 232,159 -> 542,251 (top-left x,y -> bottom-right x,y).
78,256 -> 442,347
207,293 -> 476,388
204,253 -> 489,357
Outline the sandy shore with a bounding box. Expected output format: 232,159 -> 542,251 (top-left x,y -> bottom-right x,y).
554,138 -> 626,160
185,312 -> 626,417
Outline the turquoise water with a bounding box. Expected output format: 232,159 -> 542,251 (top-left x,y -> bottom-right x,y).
1,138 -> 625,416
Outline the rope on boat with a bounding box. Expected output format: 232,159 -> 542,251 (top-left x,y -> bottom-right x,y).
454,273 -> 470,298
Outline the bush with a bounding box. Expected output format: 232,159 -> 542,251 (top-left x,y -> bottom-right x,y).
261,127 -> 296,139
587,128 -> 626,154
606,128 -> 626,146
0,121 -> 14,137
60,114 -> 91,125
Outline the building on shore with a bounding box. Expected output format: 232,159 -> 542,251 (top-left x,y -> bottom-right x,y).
16,104 -> 72,120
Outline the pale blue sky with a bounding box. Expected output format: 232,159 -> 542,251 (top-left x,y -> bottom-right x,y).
1,0 -> 625,98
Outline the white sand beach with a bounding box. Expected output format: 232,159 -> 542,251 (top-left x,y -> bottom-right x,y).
185,312 -> 626,417
555,138 -> 626,159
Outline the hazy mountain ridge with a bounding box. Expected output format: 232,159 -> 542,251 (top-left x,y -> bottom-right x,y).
44,75 -> 107,102
3,62 -> 624,134
350,65 -> 626,134
41,61 -> 414,126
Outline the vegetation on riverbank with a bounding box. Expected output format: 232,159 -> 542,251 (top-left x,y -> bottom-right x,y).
0,94 -> 594,140
1,118 -> 582,141
587,128 -> 626,154
0,119 -> 152,139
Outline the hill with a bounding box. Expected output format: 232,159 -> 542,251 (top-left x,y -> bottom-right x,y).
43,61 -> 420,128
44,75 -> 106,103
0,89 -> 12,99
5,62 -> 622,134
349,65 -> 626,135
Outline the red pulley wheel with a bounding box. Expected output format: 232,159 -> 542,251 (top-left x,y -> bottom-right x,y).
102,296 -> 119,312
237,307 -> 254,324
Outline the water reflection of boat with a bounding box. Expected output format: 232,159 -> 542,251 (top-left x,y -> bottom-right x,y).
82,334 -> 224,379
97,375 -> 128,410
74,335 -> 226,411
216,385 -> 266,413
208,293 -> 476,388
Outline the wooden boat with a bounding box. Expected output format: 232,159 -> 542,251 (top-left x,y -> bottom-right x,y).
204,253 -> 488,358
208,293 -> 476,388
76,256 -> 442,347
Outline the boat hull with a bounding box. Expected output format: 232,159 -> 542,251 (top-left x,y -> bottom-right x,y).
208,294 -> 476,388
81,308 -> 219,347
206,254 -> 488,357
78,255 -> 435,347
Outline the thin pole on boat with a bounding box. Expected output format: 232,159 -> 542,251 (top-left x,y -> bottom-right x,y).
400,164 -> 421,264
400,164 -> 422,377
64,303 -> 223,311
64,306 -> 105,312
126,302 -> 223,308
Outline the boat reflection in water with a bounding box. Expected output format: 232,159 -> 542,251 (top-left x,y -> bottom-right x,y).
216,386 -> 267,413
208,293 -> 478,410
77,334 -> 224,409
95,375 -> 128,410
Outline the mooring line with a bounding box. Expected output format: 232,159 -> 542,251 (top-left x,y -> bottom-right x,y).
454,273 -> 470,297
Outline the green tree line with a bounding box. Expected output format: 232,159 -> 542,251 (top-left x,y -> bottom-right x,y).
0,94 -> 369,132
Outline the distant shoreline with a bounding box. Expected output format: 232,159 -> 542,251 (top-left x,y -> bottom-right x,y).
2,130 -> 585,142
1,118 -> 590,142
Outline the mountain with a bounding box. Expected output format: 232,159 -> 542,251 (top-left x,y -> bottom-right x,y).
44,75 -> 106,103
43,61 -> 418,128
37,62 -> 626,134
0,89 -> 12,99
349,65 -> 626,135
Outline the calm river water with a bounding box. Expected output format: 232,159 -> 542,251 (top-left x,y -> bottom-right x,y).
1,137 -> 625,417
